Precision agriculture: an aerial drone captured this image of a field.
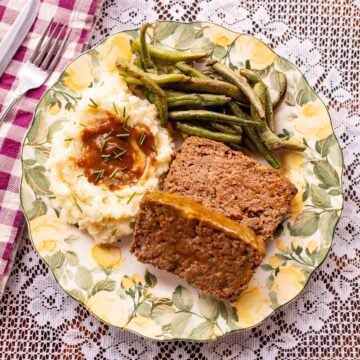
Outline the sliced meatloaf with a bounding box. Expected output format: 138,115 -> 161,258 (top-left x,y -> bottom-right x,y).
131,191 -> 265,302
162,136 -> 297,242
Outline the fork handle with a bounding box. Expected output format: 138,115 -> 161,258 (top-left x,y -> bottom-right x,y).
0,94 -> 22,124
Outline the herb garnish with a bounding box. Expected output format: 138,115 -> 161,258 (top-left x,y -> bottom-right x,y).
64,138 -> 73,142
126,192 -> 137,204
93,169 -> 105,182
104,131 -> 113,139
139,133 -> 147,145
74,197 -> 83,213
88,98 -> 98,108
114,149 -> 127,159
113,102 -> 118,114
100,140 -> 108,153
122,107 -> 126,118
116,133 -> 130,138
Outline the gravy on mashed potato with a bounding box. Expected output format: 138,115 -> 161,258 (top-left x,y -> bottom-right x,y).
46,75 -> 173,244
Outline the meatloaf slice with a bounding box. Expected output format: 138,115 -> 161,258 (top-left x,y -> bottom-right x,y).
131,191 -> 265,302
163,136 -> 297,242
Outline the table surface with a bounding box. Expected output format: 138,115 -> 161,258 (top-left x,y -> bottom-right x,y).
1,1 -> 360,359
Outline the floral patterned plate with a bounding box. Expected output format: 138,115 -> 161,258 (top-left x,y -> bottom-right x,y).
20,21 -> 343,341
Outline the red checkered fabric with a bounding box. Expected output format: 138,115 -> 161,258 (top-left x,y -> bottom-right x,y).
0,0 -> 102,295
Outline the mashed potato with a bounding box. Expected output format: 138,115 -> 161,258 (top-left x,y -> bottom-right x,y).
46,74 -> 174,243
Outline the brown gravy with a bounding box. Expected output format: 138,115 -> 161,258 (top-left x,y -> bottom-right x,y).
78,113 -> 156,190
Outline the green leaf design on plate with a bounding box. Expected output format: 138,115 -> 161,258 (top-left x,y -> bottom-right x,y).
75,266 -> 93,290
27,198 -> 47,221
47,119 -> 67,142
312,160 -> 340,188
319,210 -> 339,245
170,312 -> 192,337
91,279 -> 116,296
137,301 -> 153,317
24,165 -> 51,196
65,251 -> 79,266
49,251 -> 65,270
153,22 -> 179,42
198,294 -> 220,321
219,301 -> 238,323
288,211 -> 320,237
302,181 -> 310,202
310,184 -> 331,208
315,134 -> 336,157
145,270 -> 157,288
27,110 -> 47,145
172,285 -> 193,311
68,288 -> 86,303
151,304 -> 176,326
189,321 -> 214,340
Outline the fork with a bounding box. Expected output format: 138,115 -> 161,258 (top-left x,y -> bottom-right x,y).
0,19 -> 71,123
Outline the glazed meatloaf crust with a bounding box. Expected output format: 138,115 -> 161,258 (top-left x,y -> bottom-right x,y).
131,191 -> 265,302
163,137 -> 297,242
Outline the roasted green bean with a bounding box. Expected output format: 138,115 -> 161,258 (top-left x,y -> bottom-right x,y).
210,121 -> 239,135
132,38 -> 210,62
123,73 -> 190,85
271,71 -> 287,108
239,68 -> 262,84
176,122 -> 242,143
169,110 -> 260,126
175,61 -> 207,78
167,94 -> 231,108
168,77 -> 248,103
252,82 -> 305,151
228,142 -> 251,154
212,62 -> 265,118
139,23 -> 157,73
228,101 -> 282,168
116,59 -> 168,127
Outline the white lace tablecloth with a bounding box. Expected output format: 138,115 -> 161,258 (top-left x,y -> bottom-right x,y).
1,1 -> 359,359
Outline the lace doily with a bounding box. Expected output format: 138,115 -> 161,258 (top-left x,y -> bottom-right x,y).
1,1 -> 359,359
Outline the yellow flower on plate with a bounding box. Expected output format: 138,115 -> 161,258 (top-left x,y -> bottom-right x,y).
268,255 -> 283,268
276,239 -> 287,252
306,240 -> 319,254
38,239 -> 57,253
127,315 -> 161,338
202,26 -> 238,47
92,244 -> 124,270
280,152 -> 306,220
121,273 -> 144,289
97,33 -> 132,72
235,286 -> 272,327
294,101 -> 332,140
271,265 -> 305,305
291,237 -> 302,250
87,291 -> 126,327
29,215 -> 69,254
62,55 -> 94,92
234,36 -> 276,70
48,102 -> 60,115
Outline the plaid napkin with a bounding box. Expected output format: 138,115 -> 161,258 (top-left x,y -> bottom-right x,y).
0,0 -> 102,295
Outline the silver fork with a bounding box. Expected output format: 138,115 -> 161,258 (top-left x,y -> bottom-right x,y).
0,19 -> 71,123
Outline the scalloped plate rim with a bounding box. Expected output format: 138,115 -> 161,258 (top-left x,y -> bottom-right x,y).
20,20 -> 344,341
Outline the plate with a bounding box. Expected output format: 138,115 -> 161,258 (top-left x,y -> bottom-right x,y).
20,21 -> 343,341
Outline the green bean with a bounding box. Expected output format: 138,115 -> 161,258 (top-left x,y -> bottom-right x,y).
228,101 -> 282,168
165,90 -> 188,98
210,122 -> 239,135
133,56 -> 144,70
116,59 -> 168,127
123,73 -> 190,85
176,122 -> 242,143
168,77 -> 248,103
132,38 -> 210,62
271,71 -> 287,108
252,82 -> 305,152
264,85 -> 275,131
168,110 -> 260,126
242,136 -> 257,153
212,62 -> 265,118
139,23 -> 157,73
228,142 -> 251,154
175,61 -> 208,78
239,69 -> 262,84
167,94 -> 231,108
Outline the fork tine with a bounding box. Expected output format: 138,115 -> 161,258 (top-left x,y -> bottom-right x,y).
33,22 -> 63,66
48,29 -> 72,74
41,25 -> 67,70
29,18 -> 54,63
